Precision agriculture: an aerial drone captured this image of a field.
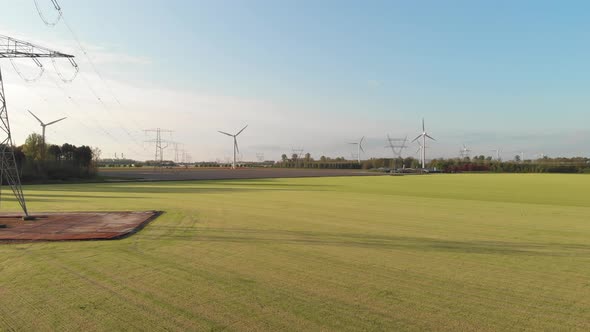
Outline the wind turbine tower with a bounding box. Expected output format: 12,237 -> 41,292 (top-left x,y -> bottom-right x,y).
28,110 -> 66,159
348,136 -> 365,163
218,125 -> 248,169
491,148 -> 501,161
412,119 -> 436,169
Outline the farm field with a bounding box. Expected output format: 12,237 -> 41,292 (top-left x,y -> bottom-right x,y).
0,174 -> 589,331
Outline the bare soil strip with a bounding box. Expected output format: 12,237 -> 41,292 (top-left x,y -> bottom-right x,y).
0,211 -> 160,242
99,167 -> 378,181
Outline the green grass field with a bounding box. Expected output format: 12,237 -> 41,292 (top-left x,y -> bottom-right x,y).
0,174 -> 589,331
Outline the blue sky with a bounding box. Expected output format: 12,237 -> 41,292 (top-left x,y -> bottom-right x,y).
1,1 -> 589,160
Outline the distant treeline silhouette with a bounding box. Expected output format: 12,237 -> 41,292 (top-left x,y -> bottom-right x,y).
4,133 -> 99,183
274,152 -> 590,173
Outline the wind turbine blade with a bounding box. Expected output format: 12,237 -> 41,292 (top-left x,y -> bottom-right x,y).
425,134 -> 436,141
218,131 -> 233,137
422,118 -> 425,132
28,110 -> 44,125
236,125 -> 248,136
46,117 -> 67,126
411,134 -> 422,142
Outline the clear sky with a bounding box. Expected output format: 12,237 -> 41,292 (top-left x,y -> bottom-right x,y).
1,0 -> 589,161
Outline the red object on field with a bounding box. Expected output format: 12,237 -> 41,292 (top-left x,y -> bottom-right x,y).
0,211 -> 160,242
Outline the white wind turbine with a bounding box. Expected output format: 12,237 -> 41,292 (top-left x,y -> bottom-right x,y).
491,148 -> 501,161
348,136 -> 365,163
460,144 -> 471,159
218,125 -> 248,169
28,110 -> 66,159
412,118 -> 435,169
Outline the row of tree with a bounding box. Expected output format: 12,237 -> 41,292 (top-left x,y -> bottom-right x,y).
13,133 -> 99,182
275,153 -> 423,170
274,152 -> 590,173
430,156 -> 590,173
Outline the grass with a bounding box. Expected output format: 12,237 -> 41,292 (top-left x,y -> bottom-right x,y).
0,173 -> 589,331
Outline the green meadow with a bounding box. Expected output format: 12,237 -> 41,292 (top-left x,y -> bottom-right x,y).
0,174 -> 589,331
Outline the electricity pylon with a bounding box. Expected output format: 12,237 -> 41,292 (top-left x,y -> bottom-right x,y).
144,128 -> 173,169
0,34 -> 77,218
386,135 -> 408,171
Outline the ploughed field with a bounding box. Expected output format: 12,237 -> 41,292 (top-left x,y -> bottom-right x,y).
99,167 -> 376,181
0,174 -> 589,331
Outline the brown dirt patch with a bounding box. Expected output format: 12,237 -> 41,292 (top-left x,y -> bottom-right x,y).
0,211 -> 160,243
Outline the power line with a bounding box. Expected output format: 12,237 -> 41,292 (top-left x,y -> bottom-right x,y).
33,0 -> 63,27
41,74 -> 148,158
32,1 -> 150,146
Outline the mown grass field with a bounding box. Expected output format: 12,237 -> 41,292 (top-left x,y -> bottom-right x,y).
0,174 -> 589,331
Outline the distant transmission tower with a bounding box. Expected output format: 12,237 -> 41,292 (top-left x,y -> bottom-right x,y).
291,147 -> 304,166
0,34 -> 77,218
385,134 -> 408,170
256,153 -> 265,162
144,128 -> 173,169
172,142 -> 182,163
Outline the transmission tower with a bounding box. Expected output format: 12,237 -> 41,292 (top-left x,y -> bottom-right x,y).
291,147 -> 304,166
385,135 -> 408,170
0,34 -> 77,218
144,128 -> 173,169
171,142 -> 182,163
256,153 -> 265,162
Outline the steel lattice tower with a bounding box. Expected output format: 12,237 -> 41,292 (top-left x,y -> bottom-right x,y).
0,35 -> 77,218
145,128 -> 172,169
0,69 -> 28,215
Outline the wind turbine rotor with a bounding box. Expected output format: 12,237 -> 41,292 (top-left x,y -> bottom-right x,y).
411,134 -> 423,143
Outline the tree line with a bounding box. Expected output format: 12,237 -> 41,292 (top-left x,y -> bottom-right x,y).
274,153 -> 423,170
430,156 -> 590,173
273,152 -> 590,173
9,133 -> 99,182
